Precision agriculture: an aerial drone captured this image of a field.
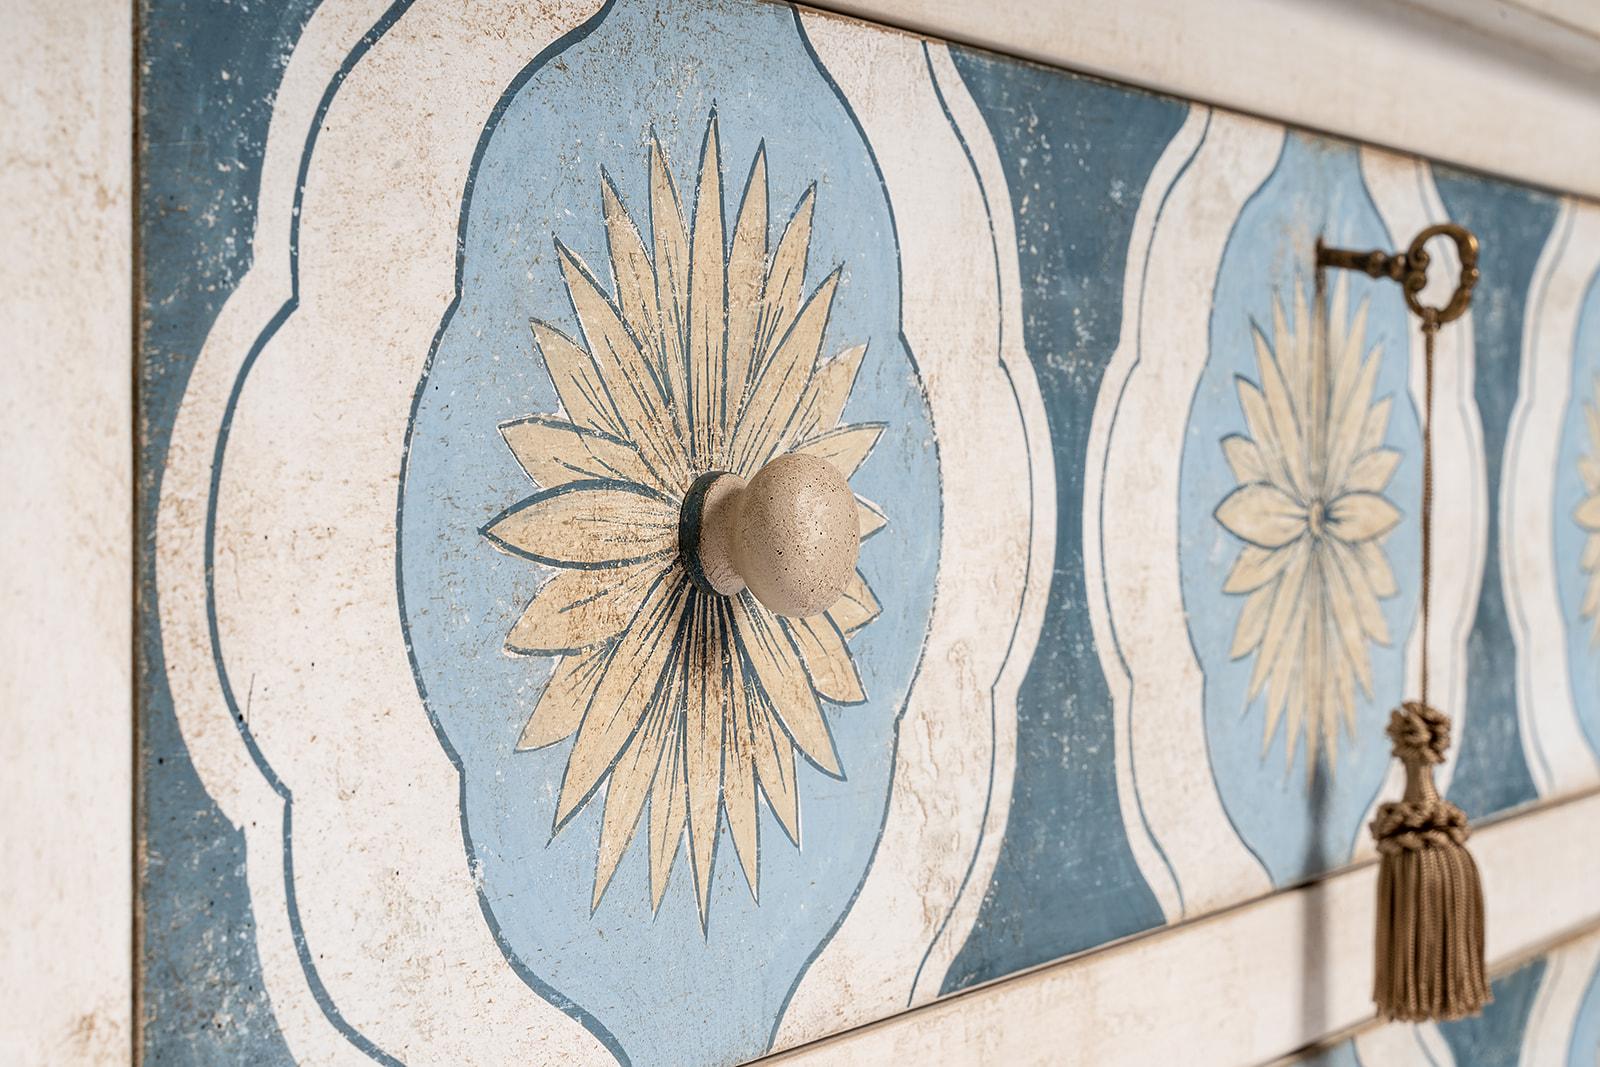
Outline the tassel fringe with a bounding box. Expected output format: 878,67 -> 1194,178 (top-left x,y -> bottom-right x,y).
1370,703 -> 1490,1022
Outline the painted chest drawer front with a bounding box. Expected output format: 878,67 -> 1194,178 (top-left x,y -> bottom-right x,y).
139,0 -> 1600,1062
1305,925 -> 1600,1067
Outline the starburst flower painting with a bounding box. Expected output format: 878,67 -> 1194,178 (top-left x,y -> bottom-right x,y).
1578,374 -> 1600,646
1213,275 -> 1403,774
480,112 -> 888,922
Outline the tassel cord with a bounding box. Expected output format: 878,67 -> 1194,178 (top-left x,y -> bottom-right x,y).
1421,311 -> 1438,709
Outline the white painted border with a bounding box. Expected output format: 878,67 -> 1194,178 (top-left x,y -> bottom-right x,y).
802,0 -> 1600,202
1081,105 -> 1213,922
766,788 -> 1600,1066
1088,108 -> 1280,919
0,1 -> 132,1063
1505,198 -> 1600,796
771,21 -> 1054,1044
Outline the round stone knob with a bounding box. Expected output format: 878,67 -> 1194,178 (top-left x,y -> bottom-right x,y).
683,453 -> 860,618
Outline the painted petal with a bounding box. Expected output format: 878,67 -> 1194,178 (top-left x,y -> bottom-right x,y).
1328,538 -> 1392,647
758,186 -> 815,363
506,559 -> 666,655
1334,644 -> 1357,738
1235,377 -> 1277,456
723,692 -> 761,899
1320,549 -> 1376,696
1294,577 -> 1325,771
1259,592 -> 1305,756
1248,539 -> 1309,702
1229,583 -> 1274,659
687,115 -> 727,465
600,172 -> 665,402
554,573 -> 689,829
650,137 -> 691,424
813,343 -> 869,433
1327,491 -> 1402,543
1582,534 -> 1600,570
1221,434 -> 1266,484
556,242 -> 684,482
1223,544 -> 1292,595
828,570 -> 881,635
1288,281 -> 1315,422
1253,324 -> 1308,497
1215,482 -> 1307,549
1576,495 -> 1600,531
1578,456 -> 1600,494
532,321 -> 611,433
484,481 -> 677,568
1359,396 -> 1393,455
648,718 -> 688,912
499,415 -> 659,492
857,496 -> 888,541
592,706 -> 669,910
750,705 -> 799,845
1345,447 -> 1401,494
737,271 -> 840,472
684,597 -> 729,921
1235,376 -> 1294,495
787,342 -> 868,446
733,596 -> 841,776
724,145 -> 769,428
1332,288 -> 1368,407
793,423 -> 884,480
1327,286 -> 1353,417
788,614 -> 866,705
1584,569 -> 1600,618
516,645 -> 608,751
1356,539 -> 1398,598
1325,346 -> 1382,491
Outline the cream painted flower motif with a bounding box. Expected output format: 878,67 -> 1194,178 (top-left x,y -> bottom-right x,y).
1577,374 -> 1600,646
482,113 -> 887,922
1214,276 -> 1403,773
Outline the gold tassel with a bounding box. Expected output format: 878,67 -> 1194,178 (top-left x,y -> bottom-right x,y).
1370,702 -> 1490,1021
1369,703 -> 1491,1023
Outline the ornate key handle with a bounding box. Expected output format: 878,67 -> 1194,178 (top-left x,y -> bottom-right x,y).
680,454 -> 861,618
1317,222 -> 1480,325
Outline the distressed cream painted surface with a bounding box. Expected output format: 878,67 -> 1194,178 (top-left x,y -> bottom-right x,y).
0,0 -> 131,1063
128,1 -> 1600,1063
809,0 -> 1600,201
766,789 -> 1600,1066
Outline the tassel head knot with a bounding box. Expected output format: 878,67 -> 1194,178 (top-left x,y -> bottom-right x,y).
1385,701 -> 1451,765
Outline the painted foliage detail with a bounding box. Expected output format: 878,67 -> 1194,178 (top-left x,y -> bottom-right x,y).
481,112 -> 888,921
1580,374 -> 1600,645
1214,276 -> 1402,772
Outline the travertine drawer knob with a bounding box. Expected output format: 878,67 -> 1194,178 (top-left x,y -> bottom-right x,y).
682,453 -> 860,618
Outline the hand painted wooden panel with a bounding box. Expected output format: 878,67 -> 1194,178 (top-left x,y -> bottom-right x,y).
1302,925 -> 1600,1066
137,0 -> 1600,1062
